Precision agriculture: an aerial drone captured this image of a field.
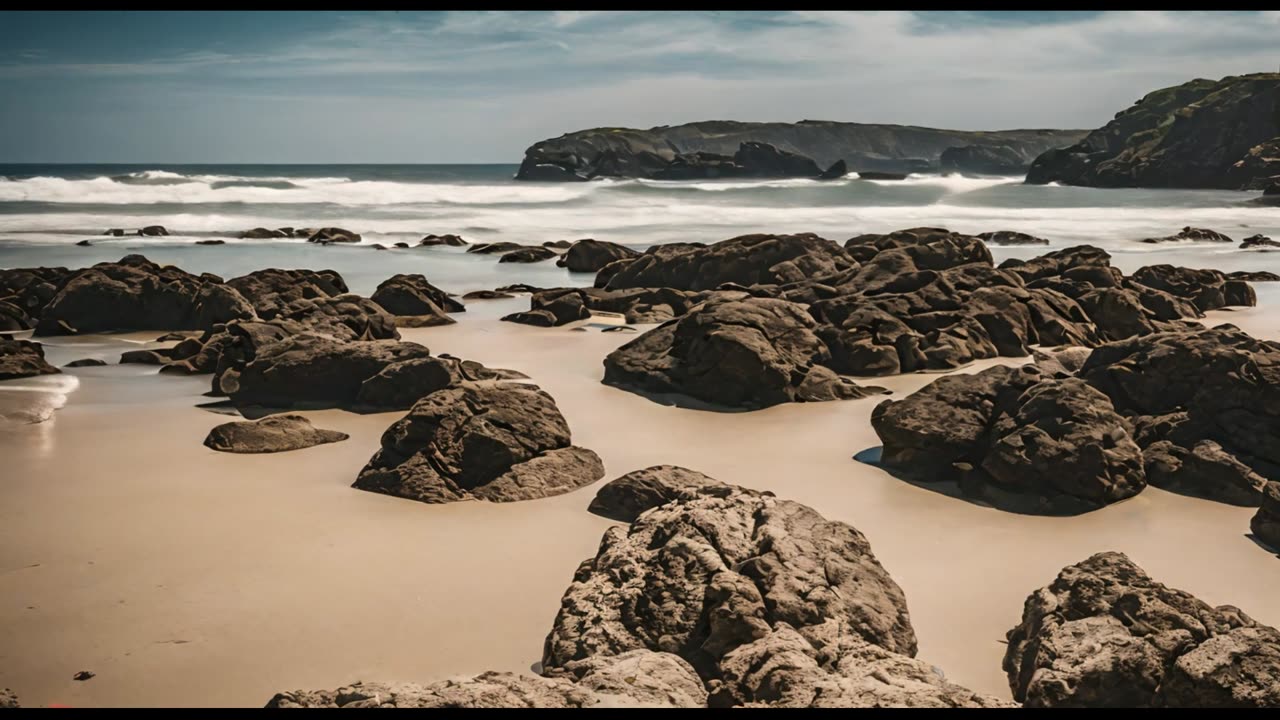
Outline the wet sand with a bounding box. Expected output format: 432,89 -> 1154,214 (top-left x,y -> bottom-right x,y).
2,296 -> 1279,707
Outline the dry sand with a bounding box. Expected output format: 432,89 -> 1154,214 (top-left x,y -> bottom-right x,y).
2,297 -> 1279,707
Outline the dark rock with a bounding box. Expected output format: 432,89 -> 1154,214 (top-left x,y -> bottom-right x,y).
103,228 -> 125,237
587,465 -> 724,522
0,336 -> 60,380
872,365 -> 1146,514
65,358 -> 107,368
1026,73 -> 1280,189
1143,439 -> 1268,505
353,382 -> 604,504
306,227 -> 361,244
543,240 -> 573,249
1005,551 -> 1280,707
226,268 -> 349,320
1251,482 -> 1280,550
74,671 -> 95,681
393,242 -> 410,249
0,301 -> 33,331
501,310 -> 558,327
856,171 -> 910,180
1228,270 -> 1280,282
817,159 -> 848,180
495,283 -> 545,293
239,227 -> 290,239
977,231 -> 1049,246
604,297 -> 886,409
418,233 -> 468,247
137,225 -> 169,237
1140,226 -> 1234,244
266,650 -> 706,708
368,243 -> 387,251
499,246 -> 559,263
34,256 -> 254,335
462,290 -> 513,300
275,294 -> 400,341
1241,234 -> 1280,249
76,239 -> 92,247
603,233 -> 855,291
196,239 -> 226,245
203,414 -> 349,453
731,141 -> 822,177
120,349 -> 172,365
467,242 -> 525,255
370,273 -> 463,319
556,239 -> 640,273
1131,264 -> 1237,312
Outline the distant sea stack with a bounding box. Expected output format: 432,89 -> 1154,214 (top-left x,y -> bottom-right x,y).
1026,73 -> 1280,189
515,120 -> 1087,181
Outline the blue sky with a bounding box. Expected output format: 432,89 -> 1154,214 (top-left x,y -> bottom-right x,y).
1,11 -> 1277,163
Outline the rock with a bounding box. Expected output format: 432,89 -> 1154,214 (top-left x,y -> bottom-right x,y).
35,255 -> 254,335
306,227 -> 361,244
467,242 -> 525,255
1032,347 -> 1092,377
940,144 -> 1032,175
195,239 -> 226,245
515,120 -> 1084,180
222,334 -> 436,409
137,225 -> 169,237
74,671 -> 95,681
120,349 -> 172,365
417,233 -> 468,247
1005,551 -> 1280,707
1143,440 -> 1268,506
462,290 -> 513,300
499,246 -> 559,263
711,624 -> 1014,708
1131,264 -> 1237,312
501,310 -> 558,327
370,273 -> 463,321
872,366 -> 1147,514
1026,73 -> 1280,189
226,268 -> 348,320
266,650 -> 706,708
731,141 -> 822,177
65,358 -> 107,368
275,294 -> 400,341
817,159 -> 848,180
587,465 -> 724,522
603,233 -> 855,291
1228,270 -> 1280,282
1250,482 -> 1280,550
76,239 -> 92,247
239,227 -> 290,239
203,414 -> 349,453
353,382 -> 604,504
0,689 -> 15,708
368,243 -> 387,251
103,228 -> 125,237
977,231 -> 1049,246
1140,227 -> 1234,244
1241,234 -> 1280,250
0,336 -> 60,380
604,297 -> 886,409
543,240 -> 574,249
543,485 -> 919,683
393,242 -> 410,249
556,240 -> 640,273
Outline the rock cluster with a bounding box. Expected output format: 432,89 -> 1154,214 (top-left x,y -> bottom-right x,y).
0,336 -> 61,380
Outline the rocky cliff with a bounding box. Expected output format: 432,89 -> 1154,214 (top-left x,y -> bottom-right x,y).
516,120 -> 1086,181
1026,73 -> 1280,189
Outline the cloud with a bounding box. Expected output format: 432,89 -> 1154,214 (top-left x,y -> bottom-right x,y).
1,11 -> 1278,162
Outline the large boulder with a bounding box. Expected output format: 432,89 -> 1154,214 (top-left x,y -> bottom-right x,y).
603,298 -> 885,409
556,239 -> 641,273
1005,551 -> 1280,707
871,365 -> 1148,514
203,414 -> 349,453
226,268 -> 348,320
602,234 -> 856,291
1250,482 -> 1280,550
35,255 -> 254,335
370,273 -> 462,326
0,336 -> 60,380
353,382 -> 604,504
266,650 -> 707,708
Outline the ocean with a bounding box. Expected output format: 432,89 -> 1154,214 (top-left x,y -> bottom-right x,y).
2,163 -> 1279,296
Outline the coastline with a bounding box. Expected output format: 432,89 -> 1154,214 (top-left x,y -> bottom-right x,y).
3,296 -> 1278,707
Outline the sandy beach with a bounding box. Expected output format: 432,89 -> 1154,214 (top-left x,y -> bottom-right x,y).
3,295 -> 1278,707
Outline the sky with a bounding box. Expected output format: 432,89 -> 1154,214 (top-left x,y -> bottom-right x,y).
1,10 -> 1277,164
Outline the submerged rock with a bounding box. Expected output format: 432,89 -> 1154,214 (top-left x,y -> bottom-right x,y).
1005,551 -> 1280,707
417,233 -> 468,247
203,414 -> 349,454
306,227 -> 361,244
499,246 -> 559,264
353,382 -> 604,504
